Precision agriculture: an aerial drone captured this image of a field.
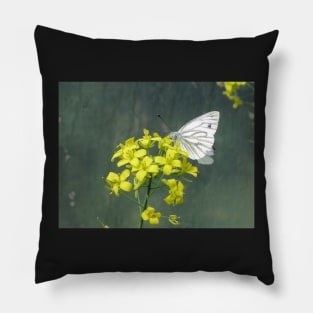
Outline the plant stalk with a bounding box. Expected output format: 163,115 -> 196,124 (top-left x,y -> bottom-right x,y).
139,178 -> 152,229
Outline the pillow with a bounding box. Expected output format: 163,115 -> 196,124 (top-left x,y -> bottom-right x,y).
35,25 -> 278,285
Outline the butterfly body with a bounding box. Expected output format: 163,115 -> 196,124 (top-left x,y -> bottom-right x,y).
170,111 -> 220,165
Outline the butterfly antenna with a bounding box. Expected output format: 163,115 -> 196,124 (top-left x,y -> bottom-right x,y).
157,114 -> 172,132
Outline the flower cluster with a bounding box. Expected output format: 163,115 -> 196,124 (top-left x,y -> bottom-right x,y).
217,82 -> 247,108
104,129 -> 199,227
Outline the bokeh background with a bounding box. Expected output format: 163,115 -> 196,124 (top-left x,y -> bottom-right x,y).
59,82 -> 254,228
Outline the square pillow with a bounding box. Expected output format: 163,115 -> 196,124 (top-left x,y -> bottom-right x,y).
35,25 -> 278,285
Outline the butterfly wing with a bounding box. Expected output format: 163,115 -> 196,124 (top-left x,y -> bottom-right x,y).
197,155 -> 214,165
176,111 -> 220,162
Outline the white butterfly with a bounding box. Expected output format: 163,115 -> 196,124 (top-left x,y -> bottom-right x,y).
169,111 -> 220,165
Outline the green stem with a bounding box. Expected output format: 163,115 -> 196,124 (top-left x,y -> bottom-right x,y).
139,178 -> 152,229
149,173 -> 164,197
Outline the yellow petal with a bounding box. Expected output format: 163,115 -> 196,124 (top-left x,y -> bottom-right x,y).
163,164 -> 172,175
152,133 -> 161,141
166,149 -> 176,159
136,170 -> 147,181
120,181 -> 132,192
155,156 -> 166,165
146,207 -> 155,214
140,139 -> 150,147
149,217 -> 159,225
134,149 -> 147,158
179,149 -> 188,157
189,168 -> 198,177
111,150 -> 122,161
125,137 -> 137,148
142,156 -> 153,167
130,158 -> 139,167
141,211 -> 149,221
176,196 -> 184,205
164,195 -> 174,205
168,179 -> 177,187
147,164 -> 159,173
112,184 -> 119,196
120,169 -> 130,181
172,160 -> 181,167
162,178 -> 177,188
141,207 -> 155,220
178,181 -> 184,191
125,137 -> 133,144
131,165 -> 140,172
117,158 -> 129,167
106,172 -> 119,183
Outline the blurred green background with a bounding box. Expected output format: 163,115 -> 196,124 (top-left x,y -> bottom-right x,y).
59,82 -> 254,228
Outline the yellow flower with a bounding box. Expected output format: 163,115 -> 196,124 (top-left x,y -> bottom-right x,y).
141,207 -> 161,225
221,82 -> 247,109
155,149 -> 182,175
232,97 -> 243,109
111,137 -> 139,161
158,135 -> 173,151
168,141 -> 188,158
117,148 -> 147,167
139,129 -> 161,149
132,156 -> 159,181
168,215 -> 180,225
180,157 -> 198,177
105,169 -> 133,196
162,179 -> 184,205
223,81 -> 247,93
